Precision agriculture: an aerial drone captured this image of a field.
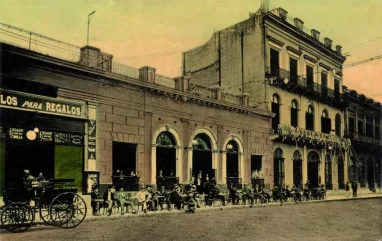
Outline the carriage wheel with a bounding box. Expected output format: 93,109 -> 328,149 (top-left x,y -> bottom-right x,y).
39,205 -> 55,226
0,203 -> 34,233
49,192 -> 87,229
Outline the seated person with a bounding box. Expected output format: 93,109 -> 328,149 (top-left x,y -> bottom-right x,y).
103,185 -> 116,216
253,184 -> 265,204
242,184 -> 254,207
91,187 -> 102,216
210,184 -> 226,206
146,185 -> 158,211
279,185 -> 288,203
285,185 -> 292,201
156,186 -> 172,211
184,193 -> 196,213
187,185 -> 201,208
169,185 -> 184,210
115,188 -> 136,215
260,186 -> 271,203
291,185 -> 302,202
228,184 -> 240,205
135,185 -> 149,213
272,185 -> 285,204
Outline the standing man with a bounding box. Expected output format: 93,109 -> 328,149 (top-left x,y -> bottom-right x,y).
351,180 -> 358,198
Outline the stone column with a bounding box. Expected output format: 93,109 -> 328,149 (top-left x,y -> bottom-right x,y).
302,145 -> 308,185
355,112 -> 358,133
181,119 -> 190,183
221,150 -> 227,185
144,112 -> 153,185
320,148 -> 326,186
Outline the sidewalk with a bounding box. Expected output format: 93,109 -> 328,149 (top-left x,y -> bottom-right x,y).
30,192 -> 382,225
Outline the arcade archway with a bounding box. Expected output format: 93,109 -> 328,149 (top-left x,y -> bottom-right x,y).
192,133 -> 213,178
292,150 -> 302,188
307,151 -> 320,188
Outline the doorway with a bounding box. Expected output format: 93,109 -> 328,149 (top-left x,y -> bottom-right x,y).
307,151 -> 320,188
5,141 -> 54,189
367,159 -> 375,189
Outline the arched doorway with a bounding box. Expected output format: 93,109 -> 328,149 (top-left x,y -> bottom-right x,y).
307,151 -> 320,188
292,150 -> 302,188
156,132 -> 176,177
226,140 -> 239,178
192,133 -> 213,178
367,158 -> 375,189
325,153 -> 333,190
274,148 -> 284,186
337,156 -> 345,189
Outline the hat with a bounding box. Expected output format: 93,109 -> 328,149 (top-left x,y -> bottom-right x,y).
140,185 -> 146,189
24,170 -> 30,174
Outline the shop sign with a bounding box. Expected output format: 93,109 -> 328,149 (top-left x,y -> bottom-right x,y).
55,132 -> 69,144
9,128 -> 24,140
70,134 -> 83,145
39,131 -> 53,142
0,89 -> 84,117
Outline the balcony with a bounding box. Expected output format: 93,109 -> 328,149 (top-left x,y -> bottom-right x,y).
275,124 -> 351,149
266,67 -> 345,108
347,132 -> 381,146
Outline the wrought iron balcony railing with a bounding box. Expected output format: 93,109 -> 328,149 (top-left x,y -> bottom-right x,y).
266,67 -> 342,104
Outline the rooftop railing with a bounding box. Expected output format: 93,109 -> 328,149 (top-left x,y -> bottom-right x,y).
0,23 -> 263,112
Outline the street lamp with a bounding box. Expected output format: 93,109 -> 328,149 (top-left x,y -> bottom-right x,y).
87,11 -> 96,46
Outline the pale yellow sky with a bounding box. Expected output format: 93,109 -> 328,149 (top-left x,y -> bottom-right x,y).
1,0 -> 381,102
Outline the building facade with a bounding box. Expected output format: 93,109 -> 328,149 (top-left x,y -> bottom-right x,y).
182,1 -> 351,189
343,86 -> 382,189
0,24 -> 275,196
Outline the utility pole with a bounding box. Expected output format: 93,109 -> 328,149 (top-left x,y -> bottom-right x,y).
87,11 -> 96,46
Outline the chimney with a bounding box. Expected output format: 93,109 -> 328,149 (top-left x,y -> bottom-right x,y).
336,45 -> 342,55
279,8 -> 288,21
324,38 -> 332,49
139,66 -> 156,83
79,46 -> 113,72
260,0 -> 270,12
311,29 -> 320,41
293,18 -> 304,31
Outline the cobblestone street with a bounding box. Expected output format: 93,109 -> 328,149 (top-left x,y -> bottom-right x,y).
1,198 -> 381,241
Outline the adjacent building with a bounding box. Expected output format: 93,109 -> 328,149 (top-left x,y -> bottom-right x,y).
343,86 -> 382,189
0,23 -> 274,197
182,1 -> 351,189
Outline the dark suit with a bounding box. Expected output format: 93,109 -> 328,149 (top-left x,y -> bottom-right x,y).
351,182 -> 358,197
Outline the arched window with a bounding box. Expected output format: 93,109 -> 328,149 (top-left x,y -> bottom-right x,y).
335,113 -> 341,136
272,94 -> 281,131
322,109 -> 329,118
306,105 -> 314,131
321,109 -> 331,134
291,100 -> 298,127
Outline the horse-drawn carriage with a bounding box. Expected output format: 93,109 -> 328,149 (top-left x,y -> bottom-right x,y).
0,178 -> 87,233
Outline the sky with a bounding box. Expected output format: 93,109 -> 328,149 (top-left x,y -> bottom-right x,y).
1,0 -> 381,102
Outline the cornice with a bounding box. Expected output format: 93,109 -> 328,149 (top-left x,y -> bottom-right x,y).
303,54 -> 317,64
319,62 -> 332,71
286,46 -> 302,56
267,35 -> 285,48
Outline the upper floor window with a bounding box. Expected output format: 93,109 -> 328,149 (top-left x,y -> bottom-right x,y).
272,94 -> 281,131
334,79 -> 341,100
270,48 -> 280,77
348,117 -> 355,134
291,100 -> 298,127
335,113 -> 341,137
358,119 -> 364,135
289,58 -> 298,84
306,105 -> 314,131
321,109 -> 331,134
306,65 -> 314,89
321,72 -> 328,97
